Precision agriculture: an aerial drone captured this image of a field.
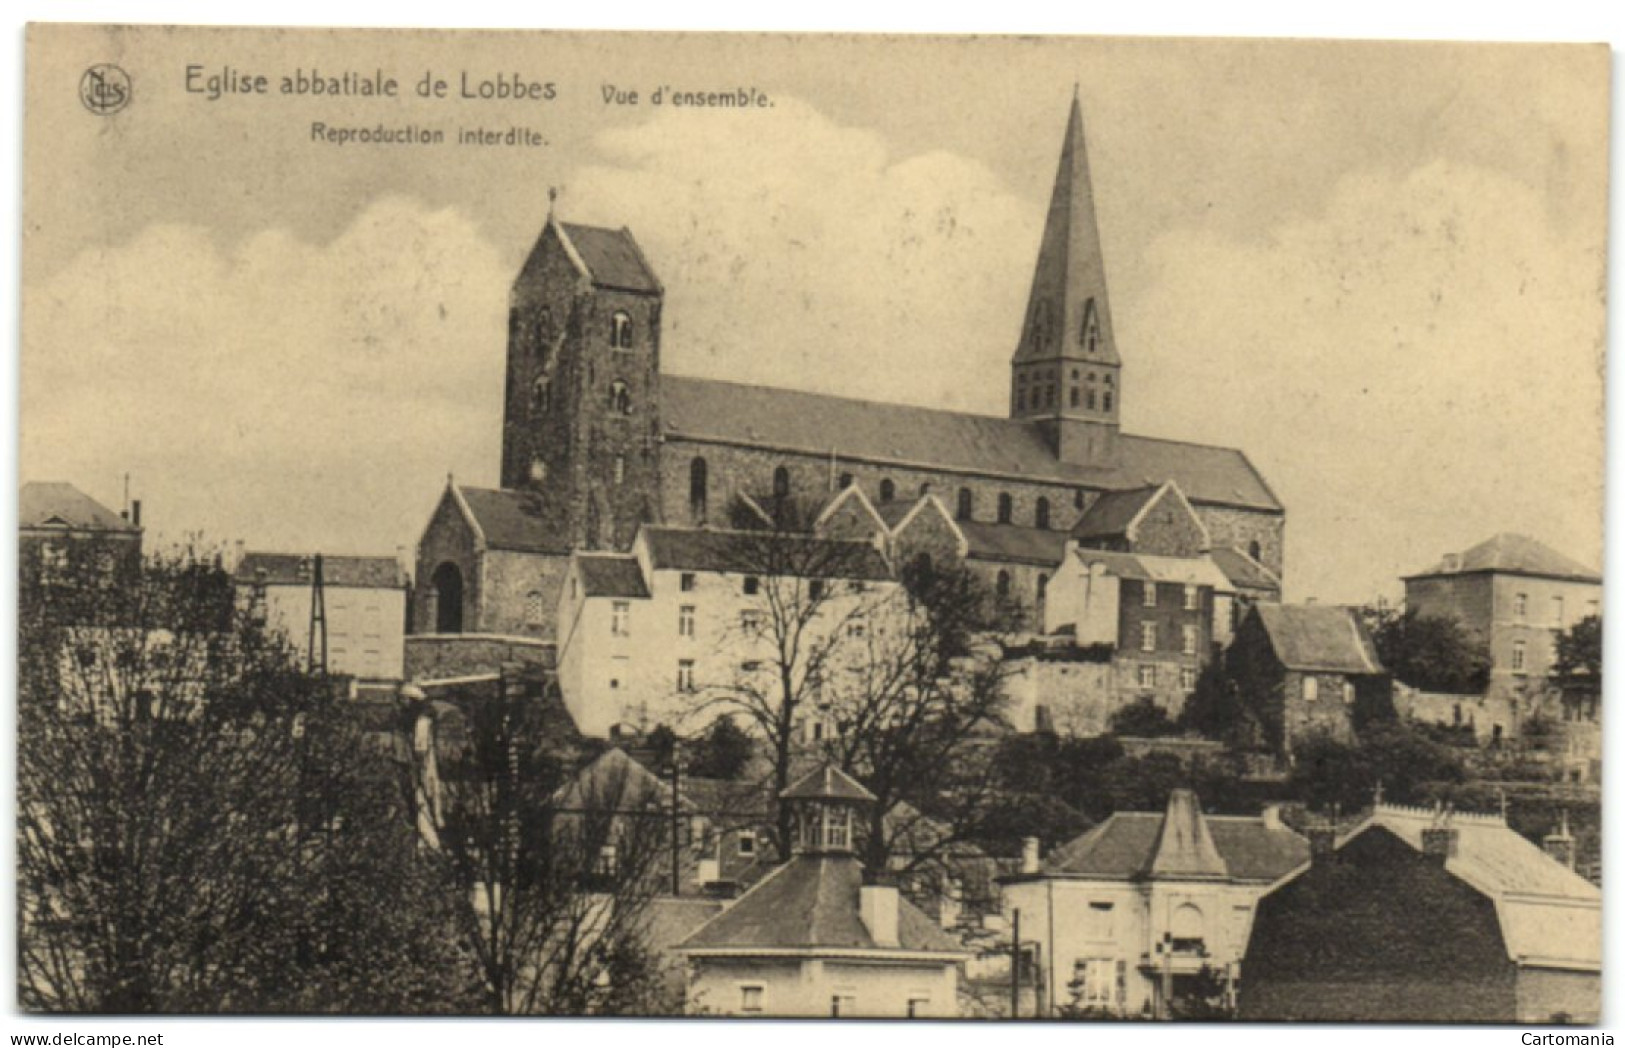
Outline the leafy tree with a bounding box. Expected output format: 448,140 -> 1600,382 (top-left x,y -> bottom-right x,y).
1109,696 -> 1178,738
413,672 -> 668,1014
1288,721 -> 1465,813
1552,613 -> 1602,716
17,541 -> 473,1013
1363,606 -> 1490,694
686,714 -> 755,780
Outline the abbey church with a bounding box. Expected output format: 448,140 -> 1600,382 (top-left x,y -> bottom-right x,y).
412,96 -> 1284,642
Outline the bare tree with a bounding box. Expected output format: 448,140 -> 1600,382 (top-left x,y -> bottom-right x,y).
411,672 -> 671,1014
17,540 -> 472,1013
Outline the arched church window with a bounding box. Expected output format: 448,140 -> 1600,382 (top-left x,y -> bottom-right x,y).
533,375 -> 551,413
996,571 -> 1011,598
1036,498 -> 1051,530
773,466 -> 791,499
611,311 -> 634,349
1102,391 -> 1113,412
608,380 -> 632,415
431,562 -> 464,634
690,457 -> 709,522
1070,387 -> 1080,408
957,488 -> 973,521
1016,390 -> 1027,411
879,479 -> 896,503
1081,298 -> 1101,354
839,473 -> 854,489
1074,489 -> 1086,510
997,493 -> 1013,524
1248,540 -> 1263,562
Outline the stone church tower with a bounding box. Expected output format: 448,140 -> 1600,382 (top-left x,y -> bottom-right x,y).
500,211 -> 665,551
1010,92 -> 1122,466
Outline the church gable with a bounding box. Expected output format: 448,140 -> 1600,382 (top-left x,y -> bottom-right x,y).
889,496 -> 968,569
1126,482 -> 1210,558
813,485 -> 888,545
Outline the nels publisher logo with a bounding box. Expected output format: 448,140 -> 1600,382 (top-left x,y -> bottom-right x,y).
80,64 -> 131,115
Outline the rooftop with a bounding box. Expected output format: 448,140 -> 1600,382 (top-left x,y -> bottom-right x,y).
1253,603 -> 1384,675
661,376 -> 1282,513
454,485 -> 563,555
234,551 -> 406,589
676,853 -> 963,955
1405,533 -> 1600,584
574,554 -> 650,599
20,481 -> 139,534
638,526 -> 893,581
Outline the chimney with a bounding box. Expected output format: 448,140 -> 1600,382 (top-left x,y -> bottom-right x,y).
859,882 -> 899,948
1308,825 -> 1336,863
1421,827 -> 1458,863
1543,811 -> 1576,870
1261,803 -> 1284,831
1021,836 -> 1042,874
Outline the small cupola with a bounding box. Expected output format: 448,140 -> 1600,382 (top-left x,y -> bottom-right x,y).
780,764 -> 876,856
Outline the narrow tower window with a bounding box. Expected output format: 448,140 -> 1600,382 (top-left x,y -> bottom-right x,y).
957,488 -> 974,521
533,375 -> 551,413
609,380 -> 632,415
689,457 -> 709,522
611,311 -> 633,349
1036,497 -> 1051,530
773,466 -> 791,499
998,493 -> 1013,524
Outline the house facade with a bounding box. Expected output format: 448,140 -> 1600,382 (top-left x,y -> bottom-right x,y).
1403,533 -> 1601,705
554,521 -> 900,738
20,481 -> 143,599
1225,603 -> 1389,758
1240,804 -> 1601,1023
233,551 -> 408,682
1000,789 -> 1308,1017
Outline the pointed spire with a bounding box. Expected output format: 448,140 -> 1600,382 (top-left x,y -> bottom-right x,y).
1147,789 -> 1229,880
1013,93 -> 1119,367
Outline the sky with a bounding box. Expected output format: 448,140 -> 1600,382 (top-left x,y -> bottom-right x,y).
19,27 -> 1610,605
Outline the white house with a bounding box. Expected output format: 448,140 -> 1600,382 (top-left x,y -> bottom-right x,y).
1000,789 -> 1308,1017
233,552 -> 408,682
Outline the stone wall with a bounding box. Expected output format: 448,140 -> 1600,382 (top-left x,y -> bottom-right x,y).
404,633 -> 556,682
412,492 -> 479,634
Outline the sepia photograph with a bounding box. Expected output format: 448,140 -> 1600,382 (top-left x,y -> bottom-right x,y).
14,22 -> 1610,1025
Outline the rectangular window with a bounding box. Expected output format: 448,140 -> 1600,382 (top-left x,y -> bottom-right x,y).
1514,593 -> 1528,620
613,454 -> 625,485
679,604 -> 696,638
907,996 -> 931,1018
809,579 -> 826,601
740,609 -> 763,632
1182,624 -> 1199,655
677,659 -> 695,693
847,618 -> 867,639
737,830 -> 756,856
739,985 -> 764,1014
1074,959 -> 1116,1007
1552,595 -> 1565,627
680,572 -> 696,592
1184,584 -> 1200,610
830,993 -> 856,1017
611,601 -> 630,637
1138,663 -> 1157,690
1342,680 -> 1356,705
1143,583 -> 1158,608
1512,641 -> 1527,673
743,576 -> 760,596
1181,666 -> 1198,692
1303,676 -> 1319,702
1141,622 -> 1157,652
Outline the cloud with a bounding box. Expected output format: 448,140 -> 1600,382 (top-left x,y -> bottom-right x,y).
23,197 -> 511,556
563,97 -> 1041,413
1126,160 -> 1605,602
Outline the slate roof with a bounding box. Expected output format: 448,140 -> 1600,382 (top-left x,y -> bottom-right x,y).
639,526 -> 893,581
661,376 -> 1281,513
676,854 -> 964,954
456,486 -> 563,554
557,222 -> 662,294
1210,546 -> 1282,593
1071,485 -> 1161,541
781,764 -> 877,803
575,554 -> 650,599
1254,604 -> 1384,676
234,552 -> 406,589
959,520 -> 1070,566
1034,794 -> 1307,884
1405,533 -> 1600,584
1337,805 -> 1600,970
20,482 -> 138,533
